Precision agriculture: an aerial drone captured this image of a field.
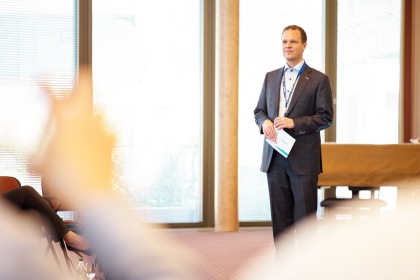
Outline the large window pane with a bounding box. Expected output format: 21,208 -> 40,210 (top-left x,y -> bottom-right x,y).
336,0 -> 401,143
0,0 -> 76,192
92,0 -> 204,223
238,0 -> 325,221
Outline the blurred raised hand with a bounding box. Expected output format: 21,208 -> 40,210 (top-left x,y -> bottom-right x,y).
32,66 -> 116,208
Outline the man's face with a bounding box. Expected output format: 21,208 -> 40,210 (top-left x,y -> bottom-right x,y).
282,29 -> 306,66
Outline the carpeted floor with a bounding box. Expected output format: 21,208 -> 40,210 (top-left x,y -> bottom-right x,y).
170,228 -> 275,280
45,228 -> 274,280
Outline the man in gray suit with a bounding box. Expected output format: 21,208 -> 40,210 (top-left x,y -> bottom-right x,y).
254,25 -> 333,239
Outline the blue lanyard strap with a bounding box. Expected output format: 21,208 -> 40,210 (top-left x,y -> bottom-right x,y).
282,62 -> 306,111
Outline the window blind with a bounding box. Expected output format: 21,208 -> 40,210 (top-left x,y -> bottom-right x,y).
91,0 -> 204,223
0,0 -> 77,192
336,0 -> 401,143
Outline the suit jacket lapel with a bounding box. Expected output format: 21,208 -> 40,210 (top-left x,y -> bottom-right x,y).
286,66 -> 312,116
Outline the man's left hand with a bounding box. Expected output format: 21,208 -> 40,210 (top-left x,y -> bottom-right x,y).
274,116 -> 295,130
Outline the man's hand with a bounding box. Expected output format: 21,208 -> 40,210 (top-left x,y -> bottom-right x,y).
274,116 -> 295,130
262,120 -> 277,142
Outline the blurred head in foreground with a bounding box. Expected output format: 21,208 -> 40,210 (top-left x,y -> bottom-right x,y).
234,176 -> 420,280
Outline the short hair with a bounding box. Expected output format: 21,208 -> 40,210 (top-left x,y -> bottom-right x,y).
282,25 -> 307,44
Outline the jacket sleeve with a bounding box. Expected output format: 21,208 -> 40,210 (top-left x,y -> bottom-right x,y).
254,73 -> 270,134
292,74 -> 334,136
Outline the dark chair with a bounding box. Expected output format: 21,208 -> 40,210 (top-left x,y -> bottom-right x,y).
0,175 -> 95,274
320,186 -> 387,219
41,177 -> 99,274
0,176 -> 68,269
41,193 -> 75,273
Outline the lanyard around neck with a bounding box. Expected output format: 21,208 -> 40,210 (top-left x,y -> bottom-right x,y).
282,62 -> 306,114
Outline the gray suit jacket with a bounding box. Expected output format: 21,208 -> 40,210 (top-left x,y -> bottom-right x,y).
254,64 -> 334,175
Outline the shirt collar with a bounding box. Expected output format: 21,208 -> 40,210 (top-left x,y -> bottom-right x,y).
284,60 -> 305,72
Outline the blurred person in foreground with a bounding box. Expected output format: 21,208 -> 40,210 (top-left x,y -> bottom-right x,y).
0,67 -> 196,280
254,25 -> 333,242
234,177 -> 420,280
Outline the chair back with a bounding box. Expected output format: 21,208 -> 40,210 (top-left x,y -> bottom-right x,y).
0,176 -> 21,194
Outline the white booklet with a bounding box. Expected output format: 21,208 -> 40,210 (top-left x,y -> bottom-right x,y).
266,129 -> 296,158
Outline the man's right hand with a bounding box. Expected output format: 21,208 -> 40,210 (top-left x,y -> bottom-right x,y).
262,120 -> 277,142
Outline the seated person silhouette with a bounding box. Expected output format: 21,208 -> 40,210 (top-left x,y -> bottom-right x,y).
2,185 -> 92,255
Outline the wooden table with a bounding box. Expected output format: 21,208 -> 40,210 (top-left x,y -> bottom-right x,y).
319,143 -> 420,188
